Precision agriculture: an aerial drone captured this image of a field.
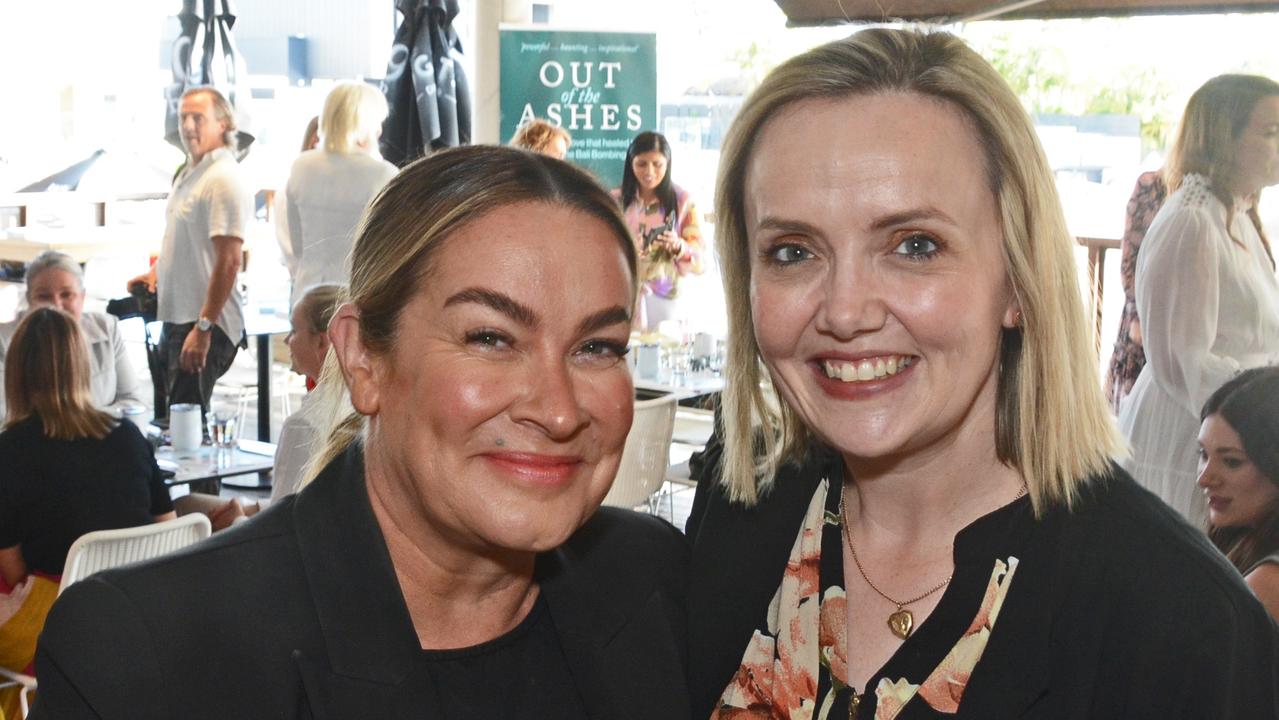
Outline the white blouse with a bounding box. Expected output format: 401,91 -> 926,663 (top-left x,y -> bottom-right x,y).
285,150 -> 398,308
1118,174 -> 1279,523
270,390 -> 323,502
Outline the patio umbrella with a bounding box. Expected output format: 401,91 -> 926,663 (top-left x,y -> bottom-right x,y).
379,0 -> 472,166
163,0 -> 255,158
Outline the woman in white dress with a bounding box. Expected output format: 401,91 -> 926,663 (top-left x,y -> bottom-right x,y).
1119,74 -> 1279,524
0,250 -> 144,418
285,82 -> 398,309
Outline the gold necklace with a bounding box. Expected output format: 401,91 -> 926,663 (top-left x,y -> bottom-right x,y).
838,491 -> 950,640
837,483 -> 1027,641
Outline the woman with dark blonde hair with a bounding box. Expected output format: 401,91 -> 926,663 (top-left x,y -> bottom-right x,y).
1198,366 -> 1279,620
687,28 -> 1277,719
510,118 -> 572,159
32,146 -> 689,719
1119,74 -> 1279,525
0,307 -> 174,588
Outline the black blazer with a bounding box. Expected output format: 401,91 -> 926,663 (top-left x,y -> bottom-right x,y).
685,435 -> 1279,719
32,445 -> 690,719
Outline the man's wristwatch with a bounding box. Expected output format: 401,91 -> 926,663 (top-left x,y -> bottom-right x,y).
196,317 -> 214,333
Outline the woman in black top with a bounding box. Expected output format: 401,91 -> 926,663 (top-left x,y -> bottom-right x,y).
31,146 -> 688,720
0,307 -> 174,588
688,28 -> 1278,719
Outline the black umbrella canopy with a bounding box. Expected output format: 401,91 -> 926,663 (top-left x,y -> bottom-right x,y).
163,0 -> 254,158
380,0 -> 473,167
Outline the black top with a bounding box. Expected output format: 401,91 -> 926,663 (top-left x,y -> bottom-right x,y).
0,415 -> 173,574
415,593 -> 588,719
32,443 -> 690,720
687,436 -> 1279,719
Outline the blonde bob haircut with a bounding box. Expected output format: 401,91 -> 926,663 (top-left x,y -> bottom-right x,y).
510,119 -> 572,156
4,307 -> 115,440
715,27 -> 1124,513
306,145 -> 638,481
1163,74 -> 1279,268
320,82 -> 389,154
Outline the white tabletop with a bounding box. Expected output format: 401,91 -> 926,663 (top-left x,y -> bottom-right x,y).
156,440 -> 276,486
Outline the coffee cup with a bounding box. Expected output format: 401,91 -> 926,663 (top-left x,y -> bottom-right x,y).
169,403 -> 202,452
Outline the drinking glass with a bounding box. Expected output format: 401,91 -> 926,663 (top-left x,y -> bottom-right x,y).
206,403 -> 242,449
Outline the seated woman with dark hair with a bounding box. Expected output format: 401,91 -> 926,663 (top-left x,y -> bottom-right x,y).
1198,366 -> 1279,620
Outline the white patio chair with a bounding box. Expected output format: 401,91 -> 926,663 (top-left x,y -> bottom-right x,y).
0,667 -> 36,719
59,513 -> 212,595
0,516 -> 210,718
603,394 -> 678,515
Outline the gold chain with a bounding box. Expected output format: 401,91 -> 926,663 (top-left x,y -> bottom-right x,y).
838,491 -> 951,609
837,483 -> 1027,610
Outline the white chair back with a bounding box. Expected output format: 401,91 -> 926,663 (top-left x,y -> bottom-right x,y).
59,514 -> 212,595
603,394 -> 678,510
1,667 -> 37,718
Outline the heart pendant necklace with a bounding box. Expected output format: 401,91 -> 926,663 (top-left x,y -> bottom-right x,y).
839,490 -> 951,641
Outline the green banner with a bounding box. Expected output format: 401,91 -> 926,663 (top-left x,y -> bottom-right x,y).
500,28 -> 657,189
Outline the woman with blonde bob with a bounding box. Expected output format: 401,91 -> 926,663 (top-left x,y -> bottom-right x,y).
1118,74 -> 1279,525
284,81 -> 398,308
686,28 -> 1278,719
33,146 -> 689,719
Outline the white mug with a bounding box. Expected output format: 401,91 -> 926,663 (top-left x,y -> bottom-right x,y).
169,403 -> 203,452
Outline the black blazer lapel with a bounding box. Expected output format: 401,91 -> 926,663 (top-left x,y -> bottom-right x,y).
290,445 -> 421,685
540,510 -> 691,719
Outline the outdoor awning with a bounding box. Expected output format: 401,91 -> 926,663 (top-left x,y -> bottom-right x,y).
774,0 -> 1279,24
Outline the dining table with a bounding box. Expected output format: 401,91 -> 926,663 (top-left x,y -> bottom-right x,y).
156,439 -> 276,496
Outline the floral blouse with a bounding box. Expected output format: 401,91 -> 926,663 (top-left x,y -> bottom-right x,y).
712,478 -> 1021,720
613,184 -> 704,299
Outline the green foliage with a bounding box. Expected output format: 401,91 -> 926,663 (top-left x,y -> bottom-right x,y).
976,32 -> 1174,155
984,37 -> 1072,115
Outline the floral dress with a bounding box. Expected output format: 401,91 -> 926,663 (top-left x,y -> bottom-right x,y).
711,478 -> 1021,720
1105,171 -> 1167,413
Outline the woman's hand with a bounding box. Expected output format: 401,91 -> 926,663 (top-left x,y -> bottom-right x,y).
652,229 -> 685,258
208,499 -> 247,532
